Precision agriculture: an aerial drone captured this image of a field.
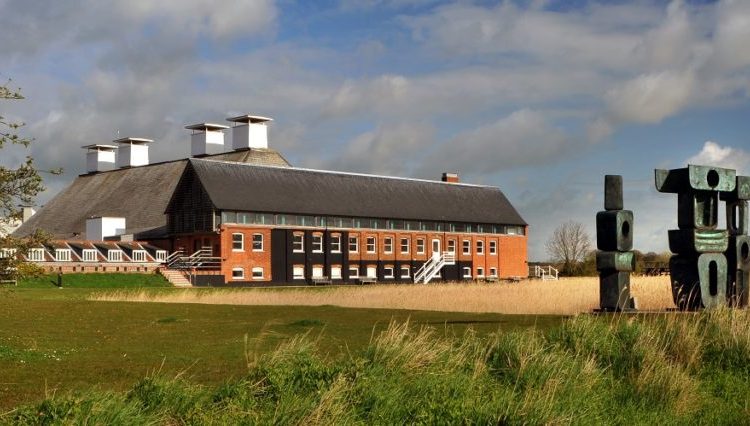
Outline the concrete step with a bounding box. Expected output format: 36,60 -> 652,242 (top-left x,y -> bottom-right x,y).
158,268 -> 192,287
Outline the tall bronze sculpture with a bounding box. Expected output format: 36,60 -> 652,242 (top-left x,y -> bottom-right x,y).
654,165 -> 750,309
596,175 -> 635,311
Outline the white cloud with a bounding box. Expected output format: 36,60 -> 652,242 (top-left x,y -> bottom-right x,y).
604,70 -> 695,124
685,141 -> 750,174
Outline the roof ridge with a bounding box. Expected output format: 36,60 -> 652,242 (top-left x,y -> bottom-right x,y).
189,157 -> 497,189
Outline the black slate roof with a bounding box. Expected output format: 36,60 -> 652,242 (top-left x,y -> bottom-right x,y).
187,159 -> 527,226
13,149 -> 291,239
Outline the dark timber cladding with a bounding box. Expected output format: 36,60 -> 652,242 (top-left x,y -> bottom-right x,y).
183,158 -> 527,225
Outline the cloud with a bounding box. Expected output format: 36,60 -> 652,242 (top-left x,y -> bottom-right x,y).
685,141 -> 750,174
604,70 -> 695,124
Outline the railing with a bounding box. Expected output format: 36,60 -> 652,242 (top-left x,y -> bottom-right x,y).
165,250 -> 185,268
533,265 -> 559,281
414,251 -> 456,284
166,247 -> 221,271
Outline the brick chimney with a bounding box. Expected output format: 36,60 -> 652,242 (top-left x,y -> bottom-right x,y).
441,172 -> 459,183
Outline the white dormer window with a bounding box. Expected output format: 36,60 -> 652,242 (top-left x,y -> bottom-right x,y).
108,250 -> 123,262
132,250 -> 146,262
155,250 -> 167,262
82,249 -> 98,262
55,249 -> 71,262
28,248 -> 45,262
0,248 -> 17,259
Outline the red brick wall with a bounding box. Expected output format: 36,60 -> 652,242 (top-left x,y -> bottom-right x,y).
219,225 -> 273,283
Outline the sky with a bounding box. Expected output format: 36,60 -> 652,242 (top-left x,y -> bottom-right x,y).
1,0 -> 750,261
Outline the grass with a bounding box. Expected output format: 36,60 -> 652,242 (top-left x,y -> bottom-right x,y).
92,276 -> 676,315
5,309 -> 750,424
17,273 -> 171,289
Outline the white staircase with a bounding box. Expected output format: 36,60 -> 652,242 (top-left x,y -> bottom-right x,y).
533,265 -> 559,281
159,267 -> 192,287
414,251 -> 456,284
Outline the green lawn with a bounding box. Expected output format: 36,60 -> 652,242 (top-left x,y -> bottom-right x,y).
17,273 -> 171,289
0,282 -> 563,410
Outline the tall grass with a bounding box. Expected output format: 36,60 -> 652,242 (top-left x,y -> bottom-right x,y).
8,309 -> 750,424
92,276 -> 675,315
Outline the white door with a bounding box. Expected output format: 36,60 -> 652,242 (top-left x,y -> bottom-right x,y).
431,239 -> 441,260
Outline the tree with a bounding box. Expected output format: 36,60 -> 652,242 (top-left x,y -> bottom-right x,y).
0,80 -> 49,280
545,221 -> 592,276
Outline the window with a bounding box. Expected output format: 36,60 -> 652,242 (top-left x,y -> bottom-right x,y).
384,237 -> 393,254
55,249 -> 71,262
384,266 -> 394,278
367,266 -> 377,278
312,265 -> 324,278
155,250 -> 167,262
462,267 -> 472,278
349,265 -> 360,278
476,240 -> 484,255
232,268 -> 244,280
447,240 -> 456,254
331,265 -> 342,279
462,240 -> 471,255
252,267 -> 264,280
82,249 -> 97,262
28,248 -> 44,261
252,234 -> 263,251
349,236 -> 359,253
293,233 -> 304,253
331,234 -> 341,253
132,250 -> 147,262
489,240 -> 497,255
0,248 -> 16,259
400,238 -> 409,254
400,265 -> 410,278
293,265 -> 305,279
477,267 -> 485,278
232,233 -> 244,251
366,236 -> 376,253
108,250 -> 123,262
312,234 -> 323,253
416,239 -> 425,254
490,267 -> 497,277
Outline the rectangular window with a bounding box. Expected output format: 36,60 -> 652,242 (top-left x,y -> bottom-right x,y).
232,233 -> 244,251
489,240 -> 497,255
232,267 -> 244,280
400,238 -> 409,254
367,266 -> 377,278
400,265 -> 410,278
293,265 -> 305,279
82,249 -> 97,262
462,267 -> 472,278
349,265 -> 359,278
416,239 -> 425,254
384,266 -> 394,278
55,249 -> 71,262
108,250 -> 123,262
28,248 -> 44,262
490,267 -> 498,277
366,236 -> 376,253
252,234 -> 263,251
384,237 -> 393,254
477,267 -> 485,278
312,265 -> 324,278
349,236 -> 359,253
132,250 -> 146,262
330,234 -> 341,253
462,240 -> 471,255
293,233 -> 304,253
155,250 -> 167,262
252,267 -> 264,280
331,265 -> 342,279
476,240 -> 484,255
447,240 -> 456,254
312,234 -> 323,253
0,248 -> 16,259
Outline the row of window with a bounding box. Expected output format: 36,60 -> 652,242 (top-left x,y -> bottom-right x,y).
231,267 -> 265,280
12,248 -> 167,263
220,211 -> 525,236
232,233 -> 263,251
287,234 -> 499,255
230,264 -> 500,281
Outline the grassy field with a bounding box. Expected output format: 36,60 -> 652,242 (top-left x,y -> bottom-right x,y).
15,273 -> 171,289
93,276 -> 676,314
5,308 -> 750,424
0,284 -> 561,411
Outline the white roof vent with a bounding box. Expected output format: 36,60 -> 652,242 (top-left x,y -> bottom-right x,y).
185,123 -> 229,157
226,114 -> 273,150
86,217 -> 126,241
114,137 -> 152,168
82,144 -> 117,173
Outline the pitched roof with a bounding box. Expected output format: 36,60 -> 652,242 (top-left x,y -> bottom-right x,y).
13,149 -> 291,239
187,158 -> 527,225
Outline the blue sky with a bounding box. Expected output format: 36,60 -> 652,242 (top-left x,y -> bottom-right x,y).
2,0 -> 749,260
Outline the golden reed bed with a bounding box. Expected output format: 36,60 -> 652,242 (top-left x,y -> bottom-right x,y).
93,276 -> 675,315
